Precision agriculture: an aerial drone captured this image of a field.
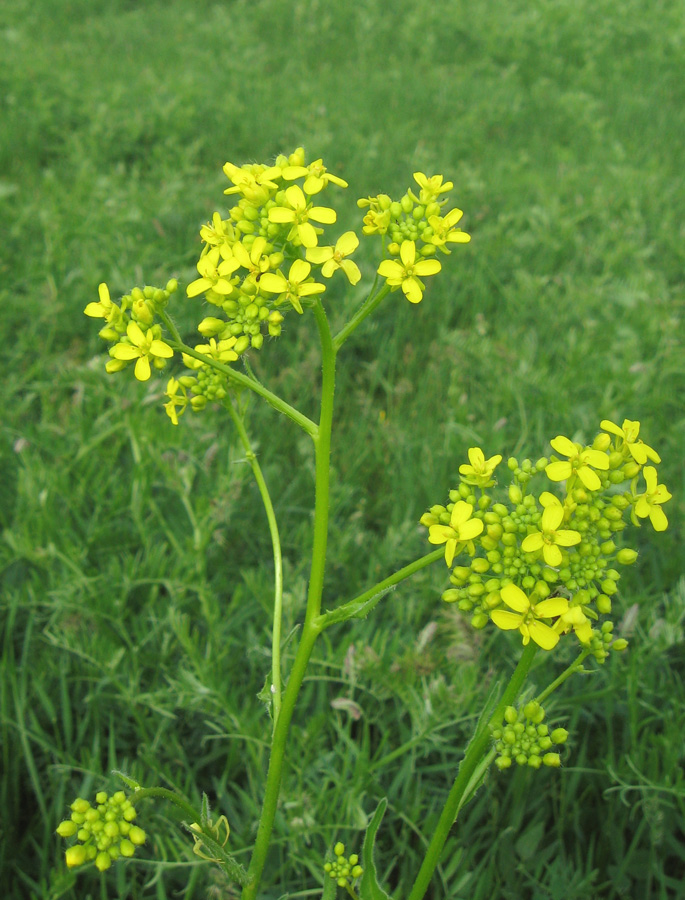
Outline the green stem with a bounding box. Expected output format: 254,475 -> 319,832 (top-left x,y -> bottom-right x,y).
332,283 -> 392,352
131,786 -> 200,824
225,400 -> 284,729
158,310 -> 317,438
535,648 -> 592,706
407,642 -> 539,900
315,548 -> 445,630
242,620 -> 322,899
242,299 -> 337,899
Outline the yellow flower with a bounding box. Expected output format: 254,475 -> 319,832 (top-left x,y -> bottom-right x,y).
195,336 -> 240,364
491,584 -> 569,650
110,322 -> 173,381
306,231 -> 361,284
634,466 -> 671,531
545,435 -> 609,490
282,158 -> 348,194
377,240 -> 441,304
164,377 -> 188,426
268,185 -> 336,248
223,161 -> 281,203
459,447 -> 502,487
200,212 -> 235,248
428,500 -> 484,566
231,236 -> 271,281
259,259 -> 326,314
600,418 -> 661,465
187,246 -> 240,298
556,604 -> 593,645
521,493 -> 581,566
426,208 -> 471,253
413,172 -> 453,203
84,282 -> 117,320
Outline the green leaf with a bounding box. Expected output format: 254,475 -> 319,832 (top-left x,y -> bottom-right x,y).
360,798 -> 392,900
112,769 -> 142,791
319,586 -> 396,629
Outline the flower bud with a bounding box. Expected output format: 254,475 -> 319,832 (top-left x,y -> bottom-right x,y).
623,461 -> 640,479
65,844 -> 87,868
95,851 -> 112,872
550,728 -> 569,744
616,548 -> 638,565
542,753 -> 561,768
56,820 -> 78,837
508,484 -> 522,504
593,434 -> 611,452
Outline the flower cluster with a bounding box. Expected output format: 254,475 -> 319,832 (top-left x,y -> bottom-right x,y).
56,791 -> 146,872
422,420 -> 670,653
85,282 -> 178,381
323,841 -> 363,889
359,172 -> 470,303
492,701 -> 568,770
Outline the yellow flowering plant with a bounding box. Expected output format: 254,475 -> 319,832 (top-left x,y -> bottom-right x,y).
68,149 -> 669,900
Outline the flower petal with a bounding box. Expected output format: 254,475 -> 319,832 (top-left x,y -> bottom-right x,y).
491,610 -> 523,631
529,621 -> 560,650
500,583 -> 530,613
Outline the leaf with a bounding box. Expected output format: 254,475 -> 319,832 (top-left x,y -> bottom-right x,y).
112,769 -> 142,791
360,798 -> 392,900
319,586 -> 396,629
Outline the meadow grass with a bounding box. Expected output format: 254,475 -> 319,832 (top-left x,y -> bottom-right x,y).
1,0 -> 683,897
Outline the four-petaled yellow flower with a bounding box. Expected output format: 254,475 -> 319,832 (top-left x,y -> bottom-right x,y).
260,259 -> 326,314
187,246 -> 240,298
600,418 -> 661,465
84,283 -> 118,321
521,492 -> 581,566
231,236 -> 271,281
634,466 -> 671,531
268,185 -> 336,248
110,322 -> 173,381
282,158 -> 348,195
426,208 -> 471,253
459,447 -> 502,487
223,161 -> 281,203
306,231 -> 361,284
428,500 -> 484,566
413,172 -> 453,203
164,377 -> 188,426
200,212 -> 235,248
377,240 -> 442,304
491,583 -> 569,650
545,436 -> 609,490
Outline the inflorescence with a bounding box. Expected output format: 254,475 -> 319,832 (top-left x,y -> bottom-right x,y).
422,420 -> 670,656
84,150 -> 471,425
56,791 -> 146,872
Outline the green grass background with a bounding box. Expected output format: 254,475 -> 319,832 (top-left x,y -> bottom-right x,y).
1,0 -> 684,897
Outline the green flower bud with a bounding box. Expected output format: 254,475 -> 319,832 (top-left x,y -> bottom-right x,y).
95,852 -> 112,872
352,865 -> 363,878
65,845 -> 87,868
612,638 -> 629,651
616,548 -> 638,565
128,826 -> 146,846
56,820 -> 78,837
508,484 -> 522,504
166,278 -> 178,294
495,756 -> 512,770
542,753 -> 561,768
71,798 -> 90,814
334,842 -> 345,856
504,706 -> 518,725
528,755 -> 542,769
551,728 -> 569,744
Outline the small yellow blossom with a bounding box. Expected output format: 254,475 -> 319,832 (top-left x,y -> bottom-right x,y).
491,584 -> 569,650
600,418 -> 661,465
634,466 -> 671,531
110,322 -> 173,381
84,283 -> 117,320
187,246 -> 240,298
231,236 -> 271,281
428,501 -> 484,566
521,493 -> 581,566
459,447 -> 502,487
556,604 -> 594,644
164,377 -> 189,425
260,259 -> 326,314
268,185 -> 336,248
200,212 -> 235,248
413,172 -> 453,203
223,161 -> 281,203
281,158 -> 348,194
377,240 -> 441,304
545,436 -> 609,490
306,231 -> 361,284
426,208 -> 471,253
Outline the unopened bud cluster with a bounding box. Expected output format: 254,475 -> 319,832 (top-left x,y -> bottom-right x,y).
422,422 -> 670,653
492,701 -> 568,770
56,791 -> 146,872
323,841 -> 363,889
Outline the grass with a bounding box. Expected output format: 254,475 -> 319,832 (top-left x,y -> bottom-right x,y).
1,0 -> 683,897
